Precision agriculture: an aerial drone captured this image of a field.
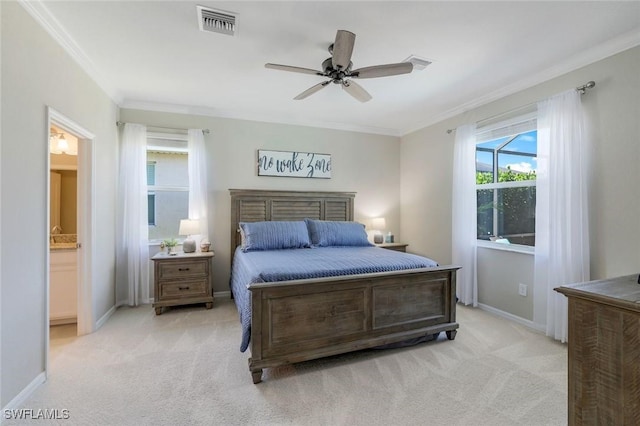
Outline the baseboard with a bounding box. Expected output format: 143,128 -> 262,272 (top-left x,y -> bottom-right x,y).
49,317 -> 77,326
213,290 -> 231,299
1,372 -> 46,419
96,305 -> 116,330
116,298 -> 152,307
477,303 -> 546,333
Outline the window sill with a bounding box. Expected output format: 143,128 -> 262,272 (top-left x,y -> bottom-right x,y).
148,239 -> 185,247
477,240 -> 534,255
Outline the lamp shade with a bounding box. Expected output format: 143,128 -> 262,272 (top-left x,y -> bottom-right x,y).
371,217 -> 386,230
179,219 -> 200,236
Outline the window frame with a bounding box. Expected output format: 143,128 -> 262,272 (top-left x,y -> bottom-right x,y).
147,192 -> 156,226
146,132 -> 189,244
475,114 -> 537,252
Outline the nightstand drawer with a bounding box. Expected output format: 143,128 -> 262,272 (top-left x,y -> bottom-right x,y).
160,280 -> 207,298
157,260 -> 208,279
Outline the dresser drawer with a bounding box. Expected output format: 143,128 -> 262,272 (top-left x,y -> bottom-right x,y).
157,260 -> 208,279
160,279 -> 207,299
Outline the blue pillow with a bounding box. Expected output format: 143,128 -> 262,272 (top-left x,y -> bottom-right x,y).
239,221 -> 310,252
305,219 -> 373,247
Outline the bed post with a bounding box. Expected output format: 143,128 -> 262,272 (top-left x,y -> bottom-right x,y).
249,287 -> 264,384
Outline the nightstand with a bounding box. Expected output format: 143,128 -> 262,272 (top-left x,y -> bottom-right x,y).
375,242 -> 408,252
151,251 -> 214,315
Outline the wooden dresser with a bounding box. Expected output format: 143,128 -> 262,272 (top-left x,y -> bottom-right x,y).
555,274 -> 640,425
152,251 -> 214,315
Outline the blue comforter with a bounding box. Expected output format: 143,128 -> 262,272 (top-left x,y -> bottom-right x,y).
230,246 -> 438,352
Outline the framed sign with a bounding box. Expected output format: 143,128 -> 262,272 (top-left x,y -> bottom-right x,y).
257,150 -> 331,179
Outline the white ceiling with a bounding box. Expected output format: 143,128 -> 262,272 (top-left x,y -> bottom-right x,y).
25,1 -> 640,136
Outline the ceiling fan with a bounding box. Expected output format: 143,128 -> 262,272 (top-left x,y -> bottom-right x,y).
265,30 -> 413,103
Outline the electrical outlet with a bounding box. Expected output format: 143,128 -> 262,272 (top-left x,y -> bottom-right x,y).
518,283 -> 528,297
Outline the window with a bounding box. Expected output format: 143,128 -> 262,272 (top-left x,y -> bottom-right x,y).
147,162 -> 156,225
147,193 -> 156,225
146,135 -> 189,241
476,119 -> 537,247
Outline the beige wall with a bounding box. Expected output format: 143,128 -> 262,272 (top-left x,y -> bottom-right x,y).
1,2 -> 118,407
120,109 -> 401,296
401,46 -> 640,326
400,119 -> 456,264
477,247 -> 534,320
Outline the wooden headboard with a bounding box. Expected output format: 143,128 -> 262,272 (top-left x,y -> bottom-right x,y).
229,189 -> 355,256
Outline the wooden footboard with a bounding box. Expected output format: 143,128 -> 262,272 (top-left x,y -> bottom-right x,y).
248,265 -> 460,383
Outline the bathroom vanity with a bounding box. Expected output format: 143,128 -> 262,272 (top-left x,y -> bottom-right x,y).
50,235 -> 78,324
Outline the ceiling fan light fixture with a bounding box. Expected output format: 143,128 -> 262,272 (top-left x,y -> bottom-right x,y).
403,55 -> 432,71
266,30 -> 417,102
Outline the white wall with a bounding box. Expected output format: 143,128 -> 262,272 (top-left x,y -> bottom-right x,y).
401,46 -> 640,325
119,108 -> 401,295
1,2 -> 118,408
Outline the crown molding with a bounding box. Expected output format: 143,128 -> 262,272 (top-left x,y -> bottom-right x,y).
18,0 -> 123,104
20,0 -> 638,139
120,99 -> 402,137
16,0 -> 401,137
401,28 -> 640,136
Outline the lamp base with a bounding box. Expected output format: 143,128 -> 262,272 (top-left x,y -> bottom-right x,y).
373,234 -> 384,244
183,238 -> 196,253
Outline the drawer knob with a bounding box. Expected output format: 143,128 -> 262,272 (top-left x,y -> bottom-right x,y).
178,268 -> 190,271
178,286 -> 190,291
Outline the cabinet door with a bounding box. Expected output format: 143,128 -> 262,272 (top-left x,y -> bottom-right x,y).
50,250 -> 77,321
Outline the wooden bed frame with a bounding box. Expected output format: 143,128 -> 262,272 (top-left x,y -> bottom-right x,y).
230,189 -> 460,383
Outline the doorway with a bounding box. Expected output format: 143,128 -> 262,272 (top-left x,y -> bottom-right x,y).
46,107 -> 96,376
49,127 -> 78,333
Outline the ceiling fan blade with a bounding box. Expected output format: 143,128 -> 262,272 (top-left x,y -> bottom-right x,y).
265,63 -> 324,76
294,81 -> 331,100
350,62 -> 413,79
342,80 -> 372,103
332,30 -> 355,70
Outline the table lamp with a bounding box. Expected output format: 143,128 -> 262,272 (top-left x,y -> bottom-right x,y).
179,219 -> 200,253
371,217 -> 386,244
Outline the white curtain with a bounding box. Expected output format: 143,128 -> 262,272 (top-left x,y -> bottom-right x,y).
116,123 -> 149,306
187,129 -> 209,246
452,123 -> 478,306
535,90 -> 590,342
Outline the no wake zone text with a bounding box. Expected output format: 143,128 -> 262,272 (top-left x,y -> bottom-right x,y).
258,151 -> 331,178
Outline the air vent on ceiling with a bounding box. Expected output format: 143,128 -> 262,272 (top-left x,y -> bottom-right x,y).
403,55 -> 432,71
197,5 -> 237,36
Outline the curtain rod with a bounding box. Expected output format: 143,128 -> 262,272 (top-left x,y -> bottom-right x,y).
446,80 -> 595,134
116,121 -> 210,134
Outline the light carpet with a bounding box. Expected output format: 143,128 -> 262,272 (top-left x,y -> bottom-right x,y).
9,300 -> 567,425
